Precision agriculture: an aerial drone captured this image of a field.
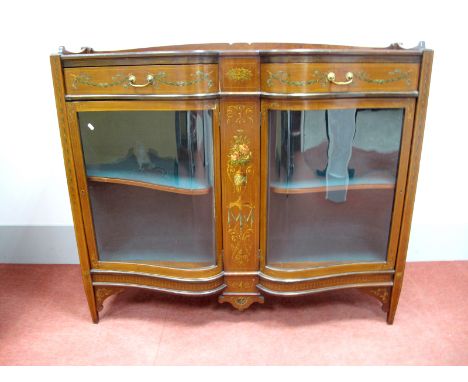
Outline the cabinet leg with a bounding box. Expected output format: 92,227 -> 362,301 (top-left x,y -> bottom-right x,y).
81,279 -> 99,323
387,274 -> 404,325
387,309 -> 396,325
87,296 -> 99,324
219,294 -> 264,311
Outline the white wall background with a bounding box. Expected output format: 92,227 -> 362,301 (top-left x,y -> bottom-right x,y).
0,0 -> 466,262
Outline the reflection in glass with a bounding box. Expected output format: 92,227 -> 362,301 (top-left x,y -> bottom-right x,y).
79,111 -> 213,192
267,108 -> 404,267
78,110 -> 215,267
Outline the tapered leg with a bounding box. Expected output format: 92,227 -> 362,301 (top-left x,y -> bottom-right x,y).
87,292 -> 100,324
387,273 -> 404,324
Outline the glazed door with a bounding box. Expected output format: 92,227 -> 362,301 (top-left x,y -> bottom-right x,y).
67,101 -> 222,274
261,99 -> 415,276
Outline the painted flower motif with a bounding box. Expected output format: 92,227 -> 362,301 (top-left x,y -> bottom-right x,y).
227,133 -> 253,192
238,144 -> 249,155
227,68 -> 253,81
228,138 -> 252,166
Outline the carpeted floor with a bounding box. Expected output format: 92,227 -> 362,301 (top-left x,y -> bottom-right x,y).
0,261 -> 467,365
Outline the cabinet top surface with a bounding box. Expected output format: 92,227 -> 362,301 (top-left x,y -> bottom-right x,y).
58,42 -> 429,59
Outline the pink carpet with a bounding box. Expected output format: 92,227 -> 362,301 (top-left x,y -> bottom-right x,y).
0,261 -> 467,365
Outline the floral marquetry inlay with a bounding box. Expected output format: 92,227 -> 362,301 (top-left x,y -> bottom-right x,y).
226,67 -> 253,81
266,70 -> 329,87
266,69 -> 413,87
227,197 -> 255,265
226,105 -> 254,125
219,295 -> 264,311
224,104 -> 257,267
71,70 -> 214,90
227,131 -> 253,191
94,286 -> 125,312
72,74 -> 129,89
230,279 -> 256,290
360,286 -> 392,312
355,69 -> 412,85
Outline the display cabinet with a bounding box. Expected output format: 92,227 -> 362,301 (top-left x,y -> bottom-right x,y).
50,42 -> 433,324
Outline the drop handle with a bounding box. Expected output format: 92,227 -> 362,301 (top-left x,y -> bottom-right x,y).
128,74 -> 154,88
327,72 -> 354,85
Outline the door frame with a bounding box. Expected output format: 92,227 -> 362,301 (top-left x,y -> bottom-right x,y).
260,97 -> 416,280
66,99 -> 223,279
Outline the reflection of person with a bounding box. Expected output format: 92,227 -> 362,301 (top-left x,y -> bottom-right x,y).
323,109 -> 357,203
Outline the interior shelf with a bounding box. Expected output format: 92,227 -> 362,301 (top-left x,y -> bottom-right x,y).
104,259 -> 214,268
85,155 -> 212,195
88,175 -> 211,195
267,259 -> 386,270
270,144 -> 397,194
270,175 -> 395,194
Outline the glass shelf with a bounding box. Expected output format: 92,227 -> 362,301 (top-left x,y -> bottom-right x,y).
86,153 -> 211,195
270,145 -> 397,194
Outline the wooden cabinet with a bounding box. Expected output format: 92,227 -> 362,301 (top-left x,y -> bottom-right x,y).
50,42 -> 433,324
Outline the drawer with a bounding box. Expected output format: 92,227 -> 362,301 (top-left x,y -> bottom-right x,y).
261,63 -> 420,94
64,64 -> 218,96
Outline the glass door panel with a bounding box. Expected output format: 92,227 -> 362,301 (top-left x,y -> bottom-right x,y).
78,110 -> 216,268
267,107 -> 404,267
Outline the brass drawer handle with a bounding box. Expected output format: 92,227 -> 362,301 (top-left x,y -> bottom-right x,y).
128,74 -> 154,88
327,72 -> 354,85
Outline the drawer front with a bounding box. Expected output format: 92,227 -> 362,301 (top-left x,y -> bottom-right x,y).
64,64 -> 218,96
262,63 -> 420,94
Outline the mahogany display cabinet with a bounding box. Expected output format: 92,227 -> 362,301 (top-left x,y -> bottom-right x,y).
50,42 -> 433,324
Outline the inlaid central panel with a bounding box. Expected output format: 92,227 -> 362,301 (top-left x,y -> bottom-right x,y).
220,100 -> 260,270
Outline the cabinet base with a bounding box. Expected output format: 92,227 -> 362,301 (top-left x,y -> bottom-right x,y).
91,283 -> 394,322
218,294 -> 265,311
